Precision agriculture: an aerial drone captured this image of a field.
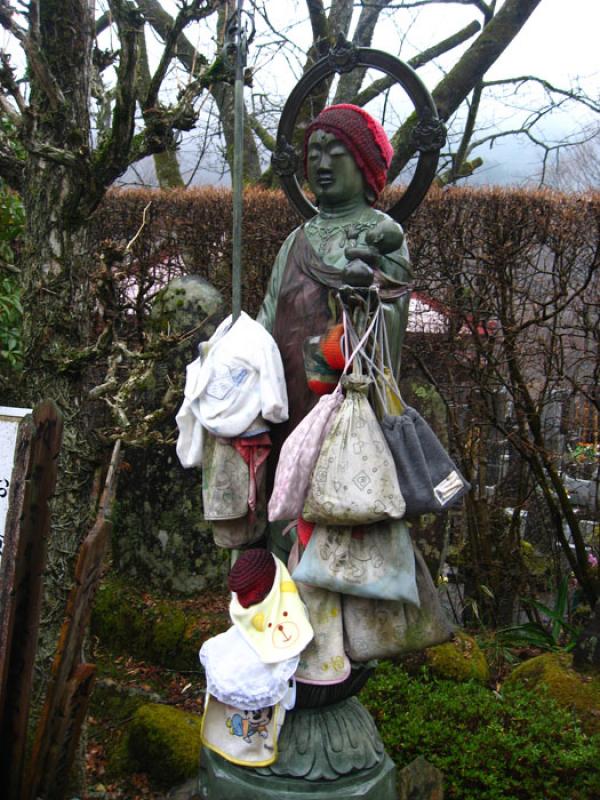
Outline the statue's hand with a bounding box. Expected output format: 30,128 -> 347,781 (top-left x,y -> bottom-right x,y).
342,258 -> 374,287
344,244 -> 382,268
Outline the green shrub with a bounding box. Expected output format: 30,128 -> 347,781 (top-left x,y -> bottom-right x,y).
360,661 -> 600,800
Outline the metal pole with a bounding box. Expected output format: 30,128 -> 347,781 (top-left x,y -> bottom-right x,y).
231,0 -> 245,322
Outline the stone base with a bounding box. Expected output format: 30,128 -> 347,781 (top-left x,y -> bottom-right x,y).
198,748 -> 397,799
197,696 -> 397,799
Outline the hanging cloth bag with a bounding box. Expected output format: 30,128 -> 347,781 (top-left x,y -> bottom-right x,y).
287,540 -> 350,686
291,518 -> 418,603
268,388 -> 344,522
363,298 -> 470,518
381,409 -> 470,518
301,372 -> 405,525
202,433 -> 249,521
297,303 -> 405,526
342,545 -> 453,661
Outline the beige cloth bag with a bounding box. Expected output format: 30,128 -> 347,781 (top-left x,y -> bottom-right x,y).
302,374 -> 405,525
342,546 -> 453,661
288,541 -> 350,686
202,433 -> 248,520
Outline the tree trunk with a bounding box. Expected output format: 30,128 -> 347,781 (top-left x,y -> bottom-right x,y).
154,148 -> 185,188
21,0 -> 104,683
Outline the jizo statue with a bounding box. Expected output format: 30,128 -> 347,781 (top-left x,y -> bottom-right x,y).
197,100 -> 453,799
257,103 -> 411,557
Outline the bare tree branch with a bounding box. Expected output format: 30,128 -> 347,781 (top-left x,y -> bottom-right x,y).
0,49 -> 27,114
329,0 -> 354,39
383,0 -> 492,13
247,110 -> 275,150
305,0 -> 329,59
483,75 -> 600,115
92,0 -> 142,191
0,0 -> 65,110
144,0 -> 221,110
353,19 -> 481,107
388,0 -> 543,180
334,0 -> 395,103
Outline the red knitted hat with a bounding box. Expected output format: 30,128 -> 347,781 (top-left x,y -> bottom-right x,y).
304,104 -> 394,200
228,549 -> 276,608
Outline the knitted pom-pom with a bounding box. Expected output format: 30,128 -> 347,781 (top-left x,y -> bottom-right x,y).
320,324 -> 346,370
307,378 -> 338,396
228,549 -> 276,608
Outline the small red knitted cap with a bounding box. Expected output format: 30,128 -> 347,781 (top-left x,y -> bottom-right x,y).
228,549 -> 276,608
304,104 -> 394,200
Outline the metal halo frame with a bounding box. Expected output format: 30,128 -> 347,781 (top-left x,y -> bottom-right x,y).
271,42 -> 446,224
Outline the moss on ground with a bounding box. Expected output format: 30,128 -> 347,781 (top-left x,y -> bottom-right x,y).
91,574 -> 228,671
425,631 -> 490,684
126,703 -> 203,785
506,651 -> 600,734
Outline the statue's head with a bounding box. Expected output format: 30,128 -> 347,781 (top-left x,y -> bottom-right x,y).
304,104 -> 393,207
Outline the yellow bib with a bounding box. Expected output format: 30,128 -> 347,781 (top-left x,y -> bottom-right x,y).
230,556 -> 313,664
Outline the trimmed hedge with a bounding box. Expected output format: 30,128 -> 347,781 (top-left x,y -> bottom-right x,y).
91,185 -> 600,329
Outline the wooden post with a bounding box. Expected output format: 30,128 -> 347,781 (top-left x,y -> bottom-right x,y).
26,440 -> 121,800
0,401 -> 64,800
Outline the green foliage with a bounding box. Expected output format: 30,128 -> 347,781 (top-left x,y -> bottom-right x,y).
495,577 -> 581,652
360,661 -> 600,800
0,274 -> 22,368
0,180 -> 24,370
567,443 -> 599,466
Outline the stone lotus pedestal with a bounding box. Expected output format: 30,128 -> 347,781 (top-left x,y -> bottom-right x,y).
197,696 -> 397,800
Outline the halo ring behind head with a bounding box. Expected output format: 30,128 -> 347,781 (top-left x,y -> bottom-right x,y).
271,43 -> 446,224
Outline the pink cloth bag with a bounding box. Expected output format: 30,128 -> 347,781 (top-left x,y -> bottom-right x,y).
268,389 -> 343,522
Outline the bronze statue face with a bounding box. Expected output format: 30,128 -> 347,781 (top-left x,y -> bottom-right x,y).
306,130 -> 366,208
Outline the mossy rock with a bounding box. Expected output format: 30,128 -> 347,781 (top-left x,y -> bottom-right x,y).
425,632 -> 490,684
91,575 -> 227,670
505,651 -> 600,734
127,703 -> 203,785
89,680 -> 152,777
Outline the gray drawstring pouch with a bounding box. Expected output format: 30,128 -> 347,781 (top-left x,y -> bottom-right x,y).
381,408 -> 470,518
